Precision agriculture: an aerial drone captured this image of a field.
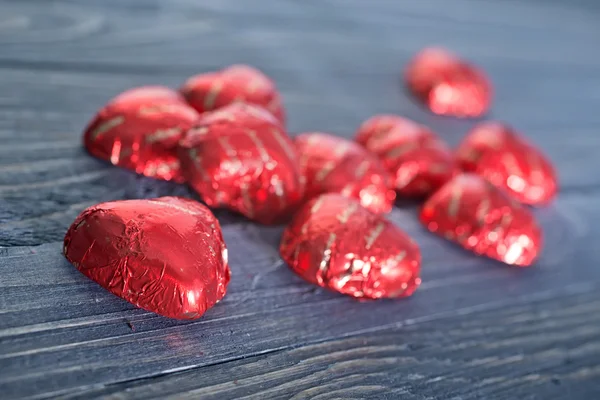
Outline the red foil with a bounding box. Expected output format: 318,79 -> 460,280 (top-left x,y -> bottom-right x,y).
181,64 -> 285,124
294,132 -> 396,214
404,47 -> 492,117
280,194 -> 421,299
63,197 -> 231,319
420,174 -> 542,266
83,86 -> 199,182
456,121 -> 558,205
178,102 -> 304,224
355,114 -> 457,197
110,86 -> 185,108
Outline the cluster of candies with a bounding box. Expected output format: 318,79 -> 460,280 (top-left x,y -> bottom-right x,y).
63,48 -> 557,320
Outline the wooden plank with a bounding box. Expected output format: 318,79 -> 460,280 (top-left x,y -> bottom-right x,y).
2,0 -> 599,67
60,289 -> 600,400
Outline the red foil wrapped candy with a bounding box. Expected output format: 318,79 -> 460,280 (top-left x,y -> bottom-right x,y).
294,132 -> 396,214
456,121 -> 558,205
404,47 -> 492,117
420,174 -> 542,266
280,194 -> 421,299
83,86 -> 199,182
178,102 -> 304,224
181,64 -> 285,124
355,114 -> 456,197
63,197 -> 231,319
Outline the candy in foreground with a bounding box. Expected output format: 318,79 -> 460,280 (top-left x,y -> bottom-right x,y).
294,132 -> 396,214
280,194 -> 421,298
63,197 -> 230,319
356,114 -> 456,197
83,86 -> 199,182
181,64 -> 285,124
456,121 -> 558,205
404,47 -> 492,117
420,174 -> 542,266
178,103 -> 304,224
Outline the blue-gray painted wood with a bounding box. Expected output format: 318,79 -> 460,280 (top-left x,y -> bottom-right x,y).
1,0 -> 599,398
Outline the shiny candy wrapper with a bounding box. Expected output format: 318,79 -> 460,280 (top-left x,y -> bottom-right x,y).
456,121 -> 558,205
178,103 -> 304,224
181,64 -> 285,124
63,197 -> 231,319
420,174 -> 542,266
280,194 -> 421,299
83,86 -> 199,182
356,114 -> 457,197
404,47 -> 492,118
294,132 -> 396,214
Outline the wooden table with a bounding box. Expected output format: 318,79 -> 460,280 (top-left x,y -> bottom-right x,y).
1,0 -> 600,398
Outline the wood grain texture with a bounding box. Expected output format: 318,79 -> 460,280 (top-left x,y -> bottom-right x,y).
1,0 -> 599,398
60,289 -> 600,400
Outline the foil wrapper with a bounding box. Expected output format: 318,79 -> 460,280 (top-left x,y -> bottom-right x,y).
294,132 -> 396,214
178,103 -> 304,224
280,194 -> 421,299
456,121 -> 558,205
83,86 -> 199,182
420,174 -> 542,266
180,64 -> 285,124
356,114 -> 457,197
63,197 -> 231,319
404,47 -> 492,117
